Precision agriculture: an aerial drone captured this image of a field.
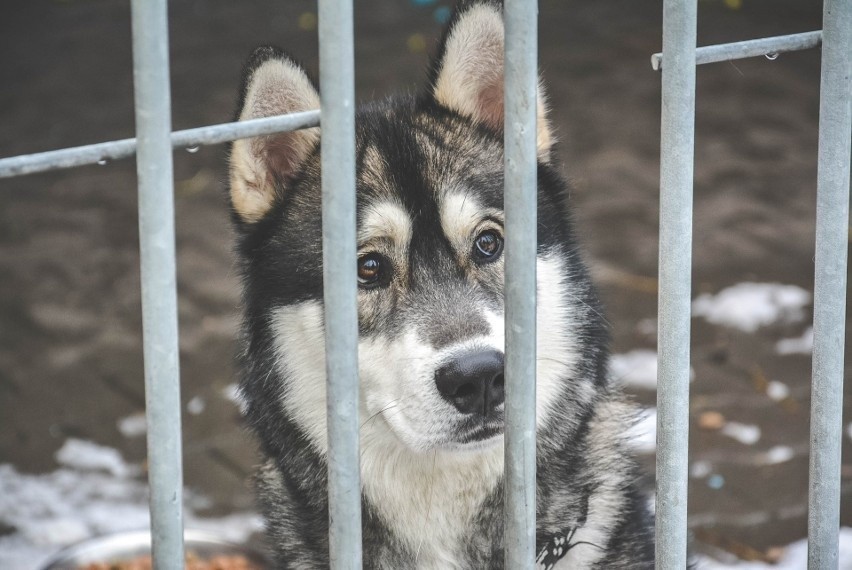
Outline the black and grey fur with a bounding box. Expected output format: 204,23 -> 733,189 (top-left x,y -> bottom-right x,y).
227,1 -> 654,567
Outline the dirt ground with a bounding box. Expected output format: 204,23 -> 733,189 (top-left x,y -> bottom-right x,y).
1,0 -> 850,564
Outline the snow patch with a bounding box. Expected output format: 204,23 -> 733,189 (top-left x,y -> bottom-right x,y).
696,527 -> 852,568
116,414 -> 147,438
720,422 -> 761,445
775,326 -> 814,355
610,350 -> 695,390
611,350 -> 658,390
0,440 -> 263,570
760,445 -> 795,465
766,380 -> 790,402
690,460 -> 713,479
626,408 -> 657,453
187,396 -> 206,415
55,439 -> 132,478
692,283 -> 810,333
221,383 -> 247,414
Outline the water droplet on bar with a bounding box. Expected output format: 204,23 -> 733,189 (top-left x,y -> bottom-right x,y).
97,158 -> 109,166
185,145 -> 200,153
765,52 -> 779,61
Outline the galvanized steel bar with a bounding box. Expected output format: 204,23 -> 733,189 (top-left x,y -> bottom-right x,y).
651,30 -> 822,71
130,0 -> 184,567
503,0 -> 538,567
0,110 -> 320,179
318,0 -> 361,568
655,0 -> 697,567
807,1 -> 852,567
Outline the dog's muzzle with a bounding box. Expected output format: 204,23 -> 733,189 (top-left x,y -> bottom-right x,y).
435,349 -> 504,416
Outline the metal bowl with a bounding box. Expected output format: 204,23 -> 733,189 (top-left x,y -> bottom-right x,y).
40,530 -> 270,570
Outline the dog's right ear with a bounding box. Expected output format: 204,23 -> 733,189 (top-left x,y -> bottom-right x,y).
229,46 -> 320,223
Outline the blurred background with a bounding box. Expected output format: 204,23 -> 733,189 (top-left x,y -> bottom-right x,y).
1,0 -> 850,567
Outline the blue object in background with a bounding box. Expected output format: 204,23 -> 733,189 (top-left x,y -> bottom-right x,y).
707,474 -> 725,490
433,5 -> 451,24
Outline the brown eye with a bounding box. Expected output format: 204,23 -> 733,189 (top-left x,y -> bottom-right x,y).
357,253 -> 388,288
472,230 -> 503,263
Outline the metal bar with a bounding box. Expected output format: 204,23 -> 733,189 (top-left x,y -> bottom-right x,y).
808,1 -> 852,567
655,0 -> 697,567
130,0 -> 184,567
318,0 -> 361,568
651,30 -> 822,71
503,0 -> 538,567
0,110 -> 320,179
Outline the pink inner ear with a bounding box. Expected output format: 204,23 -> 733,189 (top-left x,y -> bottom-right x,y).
478,81 -> 505,131
264,134 -> 302,180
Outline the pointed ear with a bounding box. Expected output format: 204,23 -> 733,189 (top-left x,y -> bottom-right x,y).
229,47 -> 320,223
430,1 -> 553,161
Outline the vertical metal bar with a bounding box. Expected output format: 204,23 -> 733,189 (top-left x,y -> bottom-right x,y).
318,0 -> 361,568
808,2 -> 852,567
503,0 -> 538,567
655,0 -> 697,568
129,0 -> 184,567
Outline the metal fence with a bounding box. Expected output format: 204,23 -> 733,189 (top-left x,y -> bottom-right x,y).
0,1 -> 849,568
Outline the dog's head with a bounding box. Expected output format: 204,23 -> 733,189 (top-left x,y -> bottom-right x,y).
229,1 -> 604,456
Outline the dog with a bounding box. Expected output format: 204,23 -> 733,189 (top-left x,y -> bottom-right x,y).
227,1 -> 654,567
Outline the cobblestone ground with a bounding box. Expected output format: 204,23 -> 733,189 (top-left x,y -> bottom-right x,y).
1,0 -> 849,565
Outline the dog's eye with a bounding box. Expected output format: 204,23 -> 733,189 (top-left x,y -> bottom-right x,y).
357,253 -> 388,288
472,230 -> 503,263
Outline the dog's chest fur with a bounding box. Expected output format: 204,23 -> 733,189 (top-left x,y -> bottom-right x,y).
361,442 -> 503,568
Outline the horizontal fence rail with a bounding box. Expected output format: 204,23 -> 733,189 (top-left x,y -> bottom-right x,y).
0,110 -> 320,179
651,30 -> 822,71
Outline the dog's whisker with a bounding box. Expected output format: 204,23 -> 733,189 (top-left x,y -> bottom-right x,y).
360,399 -> 400,430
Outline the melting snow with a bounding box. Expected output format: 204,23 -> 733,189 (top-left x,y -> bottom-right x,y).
611,350 -> 658,390
775,326 -> 814,355
221,383 -> 247,414
0,439 -> 263,570
765,380 -> 790,402
692,283 -> 810,333
610,350 -> 695,390
759,445 -> 795,465
696,527 -> 852,568
626,408 -> 657,453
690,460 -> 713,479
187,396 -> 206,415
720,422 -> 761,446
55,439 -> 132,478
116,413 -> 147,438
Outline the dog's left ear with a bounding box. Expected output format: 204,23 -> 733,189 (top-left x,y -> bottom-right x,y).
430,1 -> 553,161
229,46 -> 321,224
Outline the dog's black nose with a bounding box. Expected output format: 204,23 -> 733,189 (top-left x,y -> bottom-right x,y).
435,350 -> 505,415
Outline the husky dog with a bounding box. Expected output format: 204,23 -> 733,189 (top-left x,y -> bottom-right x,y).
227,1 -> 654,567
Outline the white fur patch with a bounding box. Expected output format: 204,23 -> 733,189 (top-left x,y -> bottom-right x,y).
535,253 -> 586,426
359,201 -> 412,248
439,190 -> 504,250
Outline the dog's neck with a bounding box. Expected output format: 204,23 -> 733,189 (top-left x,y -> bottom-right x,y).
360,423 -> 504,568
